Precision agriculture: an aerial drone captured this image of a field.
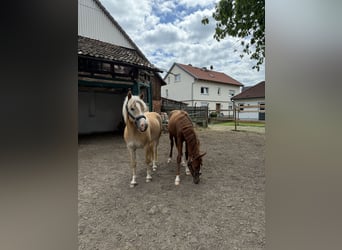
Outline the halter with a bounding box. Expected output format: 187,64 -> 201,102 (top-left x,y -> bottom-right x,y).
126,103 -> 147,128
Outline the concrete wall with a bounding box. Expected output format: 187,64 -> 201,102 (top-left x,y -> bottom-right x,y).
78,91 -> 126,134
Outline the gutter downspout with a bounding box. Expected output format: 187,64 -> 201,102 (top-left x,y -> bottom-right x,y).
191,81 -> 194,106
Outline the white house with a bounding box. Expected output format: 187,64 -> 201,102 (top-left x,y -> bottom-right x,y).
161,63 -> 244,115
231,81 -> 265,121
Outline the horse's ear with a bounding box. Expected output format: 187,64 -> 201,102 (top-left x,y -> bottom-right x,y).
139,92 -> 144,100
127,90 -> 132,100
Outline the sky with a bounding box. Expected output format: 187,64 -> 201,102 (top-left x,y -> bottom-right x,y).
101,0 -> 265,86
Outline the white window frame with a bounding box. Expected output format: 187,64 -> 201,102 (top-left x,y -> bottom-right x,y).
201,87 -> 209,95
174,74 -> 181,82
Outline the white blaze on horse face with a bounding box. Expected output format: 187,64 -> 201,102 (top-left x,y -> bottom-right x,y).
127,98 -> 148,132
136,117 -> 148,132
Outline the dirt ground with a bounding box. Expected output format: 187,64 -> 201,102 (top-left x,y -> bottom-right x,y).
78,125 -> 265,250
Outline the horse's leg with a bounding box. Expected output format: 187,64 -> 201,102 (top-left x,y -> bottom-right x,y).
175,138 -> 182,185
145,144 -> 153,182
152,139 -> 159,171
181,141 -> 187,167
184,142 -> 190,175
167,135 -> 174,163
128,147 -> 138,187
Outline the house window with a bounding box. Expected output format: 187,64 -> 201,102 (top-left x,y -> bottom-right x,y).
201,87 -> 209,95
259,102 -> 265,110
229,90 -> 235,97
239,103 -> 244,111
174,74 -> 181,82
217,87 -> 221,95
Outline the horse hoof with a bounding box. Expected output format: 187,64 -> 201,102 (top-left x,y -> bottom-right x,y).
167,158 -> 171,164
175,181 -> 180,186
130,183 -> 137,188
130,181 -> 138,188
185,171 -> 191,175
152,166 -> 157,171
146,178 -> 152,183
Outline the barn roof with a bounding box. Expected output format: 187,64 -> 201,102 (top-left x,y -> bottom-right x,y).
78,35 -> 159,71
174,63 -> 243,86
231,81 -> 265,100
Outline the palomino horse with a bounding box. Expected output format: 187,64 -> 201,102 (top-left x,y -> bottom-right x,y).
122,90 -> 162,187
167,110 -> 206,185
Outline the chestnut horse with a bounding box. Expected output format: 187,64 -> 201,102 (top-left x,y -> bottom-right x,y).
167,110 -> 206,185
122,91 -> 162,187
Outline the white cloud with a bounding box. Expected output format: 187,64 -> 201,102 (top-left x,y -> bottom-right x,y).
178,0 -> 218,8
100,0 -> 264,86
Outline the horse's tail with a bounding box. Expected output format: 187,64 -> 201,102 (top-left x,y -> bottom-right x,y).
157,113 -> 163,134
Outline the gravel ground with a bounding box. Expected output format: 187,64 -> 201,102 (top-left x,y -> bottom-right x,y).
79,125 -> 265,250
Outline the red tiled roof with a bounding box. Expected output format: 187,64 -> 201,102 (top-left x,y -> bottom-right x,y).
231,81 -> 265,100
176,63 -> 243,86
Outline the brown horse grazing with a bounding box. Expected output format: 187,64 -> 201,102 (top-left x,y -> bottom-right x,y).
122,91 -> 162,187
167,110 -> 206,185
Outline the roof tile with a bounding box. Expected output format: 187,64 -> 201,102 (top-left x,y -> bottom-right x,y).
232,81 -> 265,100
176,63 -> 243,86
78,36 -> 157,70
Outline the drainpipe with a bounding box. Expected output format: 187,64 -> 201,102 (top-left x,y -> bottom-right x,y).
191,81 -> 194,106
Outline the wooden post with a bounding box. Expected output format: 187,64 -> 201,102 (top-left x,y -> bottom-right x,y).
233,103 -> 237,131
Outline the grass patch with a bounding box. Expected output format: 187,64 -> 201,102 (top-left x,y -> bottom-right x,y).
215,121 -> 265,127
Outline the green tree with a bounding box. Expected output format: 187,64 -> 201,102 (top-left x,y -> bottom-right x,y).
202,0 -> 265,71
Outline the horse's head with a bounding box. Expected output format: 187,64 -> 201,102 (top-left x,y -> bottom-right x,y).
123,91 -> 148,132
188,152 -> 206,184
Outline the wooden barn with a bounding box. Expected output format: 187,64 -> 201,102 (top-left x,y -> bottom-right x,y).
78,0 -> 165,134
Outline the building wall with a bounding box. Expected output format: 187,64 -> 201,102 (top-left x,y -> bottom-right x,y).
78,0 -> 133,48
161,64 -> 242,114
161,64 -> 193,103
193,80 -> 241,112
78,91 -> 126,134
235,98 -> 265,120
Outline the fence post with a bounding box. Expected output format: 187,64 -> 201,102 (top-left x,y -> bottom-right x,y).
206,104 -> 209,127
233,101 -> 237,131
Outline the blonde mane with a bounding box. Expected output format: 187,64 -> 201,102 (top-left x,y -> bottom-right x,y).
122,95 -> 148,124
